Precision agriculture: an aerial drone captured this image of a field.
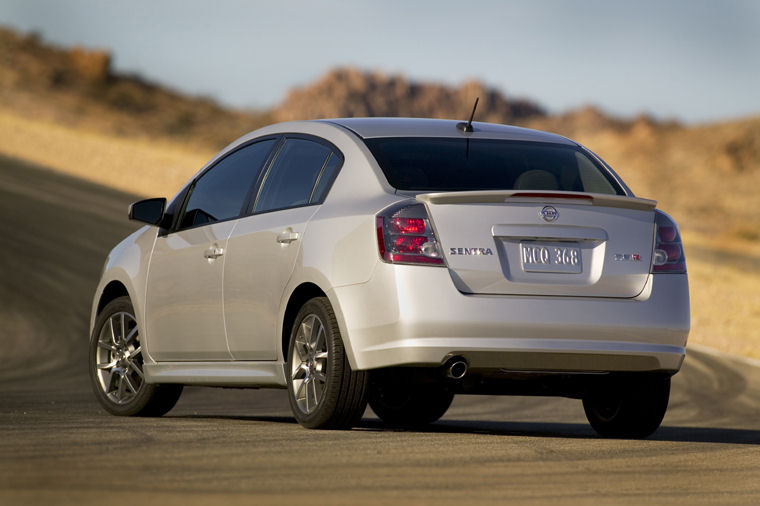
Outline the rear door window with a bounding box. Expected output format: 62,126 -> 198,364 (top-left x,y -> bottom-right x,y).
254,137 -> 341,213
178,139 -> 276,230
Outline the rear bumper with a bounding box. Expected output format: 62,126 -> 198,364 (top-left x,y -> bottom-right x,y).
330,264 -> 689,373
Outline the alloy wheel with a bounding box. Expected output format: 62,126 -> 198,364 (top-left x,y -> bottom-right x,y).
289,313 -> 329,414
94,311 -> 145,405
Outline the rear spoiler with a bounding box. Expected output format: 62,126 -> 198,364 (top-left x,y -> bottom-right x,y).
415,190 -> 657,212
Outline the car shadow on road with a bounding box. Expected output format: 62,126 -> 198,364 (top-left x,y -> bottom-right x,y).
366,419 -> 760,445
428,420 -> 760,445
175,413 -> 760,445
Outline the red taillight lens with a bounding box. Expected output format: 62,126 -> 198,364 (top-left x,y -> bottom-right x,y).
394,235 -> 427,252
390,217 -> 426,235
377,203 -> 444,266
376,216 -> 386,258
652,211 -> 686,273
660,243 -> 682,261
658,225 -> 678,243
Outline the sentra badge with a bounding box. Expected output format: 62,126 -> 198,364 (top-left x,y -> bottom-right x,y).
450,247 -> 494,256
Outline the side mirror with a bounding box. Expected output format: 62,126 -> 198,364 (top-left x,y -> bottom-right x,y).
128,198 -> 166,225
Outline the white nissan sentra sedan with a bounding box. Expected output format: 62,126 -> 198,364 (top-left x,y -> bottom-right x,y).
89,117 -> 689,438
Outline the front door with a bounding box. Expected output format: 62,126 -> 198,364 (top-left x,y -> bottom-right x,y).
145,221 -> 236,361
143,137 -> 278,361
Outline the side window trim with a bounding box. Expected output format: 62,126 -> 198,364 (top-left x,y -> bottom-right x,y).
157,184 -> 192,237
247,136 -> 287,215
251,133 -> 344,215
308,151 -> 344,204
308,153 -> 333,204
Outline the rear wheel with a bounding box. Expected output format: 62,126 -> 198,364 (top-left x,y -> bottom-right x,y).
286,297 -> 368,429
582,375 -> 670,438
369,373 -> 454,427
89,296 -> 182,416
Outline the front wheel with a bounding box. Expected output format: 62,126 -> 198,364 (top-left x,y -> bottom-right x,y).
89,296 -> 183,416
582,375 -> 671,438
286,297 -> 368,429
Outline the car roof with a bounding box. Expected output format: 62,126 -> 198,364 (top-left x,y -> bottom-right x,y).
318,117 -> 575,145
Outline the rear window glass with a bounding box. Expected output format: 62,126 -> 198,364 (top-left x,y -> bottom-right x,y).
364,138 -> 623,195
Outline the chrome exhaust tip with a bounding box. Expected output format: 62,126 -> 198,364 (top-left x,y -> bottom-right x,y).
445,358 -> 468,380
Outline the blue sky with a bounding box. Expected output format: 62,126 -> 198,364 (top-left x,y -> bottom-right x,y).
1,0 -> 758,123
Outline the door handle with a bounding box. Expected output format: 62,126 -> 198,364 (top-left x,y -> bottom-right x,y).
203,246 -> 224,259
276,231 -> 299,244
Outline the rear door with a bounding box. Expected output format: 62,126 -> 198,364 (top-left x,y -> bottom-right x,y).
224,136 -> 342,360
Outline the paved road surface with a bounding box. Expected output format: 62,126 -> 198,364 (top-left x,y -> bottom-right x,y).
1,154 -> 759,505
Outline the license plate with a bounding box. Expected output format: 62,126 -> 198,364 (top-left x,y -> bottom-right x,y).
520,242 -> 582,274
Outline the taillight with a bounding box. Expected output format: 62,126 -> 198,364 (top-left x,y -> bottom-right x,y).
377,203 -> 444,265
652,210 -> 686,273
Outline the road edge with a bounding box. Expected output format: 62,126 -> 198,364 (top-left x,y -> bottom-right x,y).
688,343 -> 760,369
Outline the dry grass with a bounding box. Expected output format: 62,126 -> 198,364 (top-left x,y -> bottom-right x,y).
0,108 -> 758,360
683,232 -> 760,360
0,107 -> 213,199
559,117 -> 760,241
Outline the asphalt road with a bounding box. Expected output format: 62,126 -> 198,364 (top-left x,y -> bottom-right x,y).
1,154 -> 759,505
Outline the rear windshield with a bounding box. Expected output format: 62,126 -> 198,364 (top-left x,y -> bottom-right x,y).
364,138 -> 624,195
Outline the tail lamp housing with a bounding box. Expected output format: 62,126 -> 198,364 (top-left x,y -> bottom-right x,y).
652,210 -> 686,273
376,203 -> 444,265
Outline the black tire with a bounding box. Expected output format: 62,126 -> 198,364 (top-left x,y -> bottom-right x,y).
89,296 -> 183,417
286,297 -> 368,429
369,373 -> 454,427
582,375 -> 671,438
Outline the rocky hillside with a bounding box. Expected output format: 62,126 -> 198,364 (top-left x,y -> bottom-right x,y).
274,67 -> 545,123
0,27 -> 545,146
0,27 -> 271,148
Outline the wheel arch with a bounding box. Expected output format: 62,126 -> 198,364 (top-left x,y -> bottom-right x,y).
97,280 -> 130,315
90,274 -> 139,336
281,282 -> 327,362
89,224 -> 157,340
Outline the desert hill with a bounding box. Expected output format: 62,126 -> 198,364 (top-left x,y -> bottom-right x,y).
273,67 -> 545,123
0,27 -> 272,148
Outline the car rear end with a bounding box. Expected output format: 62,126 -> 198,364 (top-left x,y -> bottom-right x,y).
329,122 -> 689,378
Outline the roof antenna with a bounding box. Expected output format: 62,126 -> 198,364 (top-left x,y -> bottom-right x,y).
456,97 -> 479,132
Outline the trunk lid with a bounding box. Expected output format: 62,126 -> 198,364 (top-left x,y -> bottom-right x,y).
417,191 -> 656,298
